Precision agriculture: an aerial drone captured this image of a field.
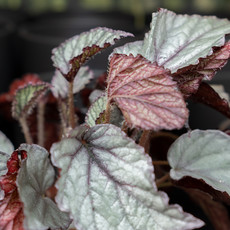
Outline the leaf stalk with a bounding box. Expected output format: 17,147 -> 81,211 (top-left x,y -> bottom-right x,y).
19,116 -> 33,144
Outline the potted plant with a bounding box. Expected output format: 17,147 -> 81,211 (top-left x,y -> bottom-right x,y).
1,8 -> 230,230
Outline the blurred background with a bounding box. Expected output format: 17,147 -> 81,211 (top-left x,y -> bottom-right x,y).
0,2 -> 230,141
0,0 -> 230,89
0,1 -> 230,145
0,1 -> 230,229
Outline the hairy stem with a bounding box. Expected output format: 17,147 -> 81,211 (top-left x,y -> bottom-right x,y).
156,173 -> 170,187
58,98 -> 68,137
19,116 -> 32,144
152,160 -> 169,166
68,80 -> 76,128
37,100 -> 45,147
157,181 -> 172,189
139,130 -> 151,152
105,102 -> 111,123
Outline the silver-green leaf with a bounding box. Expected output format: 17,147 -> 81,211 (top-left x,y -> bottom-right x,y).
51,124 -> 204,230
112,8 -> 230,73
85,94 -> 107,127
16,144 -> 70,230
52,27 -> 133,76
0,131 -> 14,176
51,67 -> 93,98
168,129 -> 230,195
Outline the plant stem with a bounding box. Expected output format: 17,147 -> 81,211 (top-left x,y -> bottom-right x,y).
152,160 -> 169,166
58,98 -> 68,137
19,116 -> 33,144
156,173 -> 170,187
37,100 -> 45,147
68,80 -> 76,128
104,102 -> 111,123
139,130 -> 151,152
157,181 -> 172,189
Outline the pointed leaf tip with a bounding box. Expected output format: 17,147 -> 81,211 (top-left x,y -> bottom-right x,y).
52,27 -> 133,81
112,9 -> 230,75
107,54 -> 188,130
51,124 -> 204,230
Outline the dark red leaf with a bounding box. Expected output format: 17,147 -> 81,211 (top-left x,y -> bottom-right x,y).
172,176 -> 230,205
185,189 -> 230,230
107,54 -> 188,130
0,189 -> 24,230
191,82 -> 230,118
173,41 -> 230,98
0,150 -> 27,230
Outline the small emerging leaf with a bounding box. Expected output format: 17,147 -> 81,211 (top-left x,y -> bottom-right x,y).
12,83 -> 49,120
51,67 -> 93,98
51,124 -> 204,230
85,94 -> 107,127
52,27 -> 133,81
107,54 -> 188,130
17,144 -> 70,230
168,129 -> 230,196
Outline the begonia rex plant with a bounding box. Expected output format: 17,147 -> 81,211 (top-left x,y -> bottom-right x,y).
1,8 -> 230,230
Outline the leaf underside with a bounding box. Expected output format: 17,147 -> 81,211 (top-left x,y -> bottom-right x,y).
173,41 -> 230,97
107,54 -> 188,130
51,124 -> 204,230
168,129 -> 230,196
191,82 -> 230,119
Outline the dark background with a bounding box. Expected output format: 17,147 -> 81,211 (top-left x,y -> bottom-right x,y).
0,1 -> 230,229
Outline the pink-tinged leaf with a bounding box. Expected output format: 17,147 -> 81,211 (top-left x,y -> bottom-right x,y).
0,150 -> 27,230
107,54 -> 188,130
0,190 -> 24,230
173,41 -> 230,97
172,73 -> 203,98
12,83 -> 50,120
191,82 -> 230,118
52,27 -> 133,81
